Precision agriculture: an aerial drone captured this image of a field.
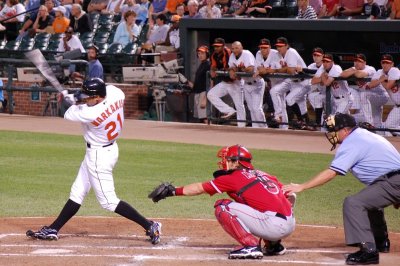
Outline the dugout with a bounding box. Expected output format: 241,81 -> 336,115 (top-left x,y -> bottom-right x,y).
179,18 -> 400,79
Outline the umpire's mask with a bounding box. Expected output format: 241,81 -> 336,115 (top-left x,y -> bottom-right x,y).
324,113 -> 357,151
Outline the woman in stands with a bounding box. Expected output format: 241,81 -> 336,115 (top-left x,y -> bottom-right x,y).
113,10 -> 140,47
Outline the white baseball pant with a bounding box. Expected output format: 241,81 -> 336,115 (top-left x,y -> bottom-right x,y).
243,78 -> 266,128
70,143 -> 120,212
270,79 -> 292,129
207,80 -> 246,127
360,90 -> 389,127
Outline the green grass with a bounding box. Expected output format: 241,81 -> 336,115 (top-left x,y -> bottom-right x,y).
0,131 -> 399,231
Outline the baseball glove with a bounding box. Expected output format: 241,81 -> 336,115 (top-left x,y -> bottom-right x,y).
148,182 -> 176,203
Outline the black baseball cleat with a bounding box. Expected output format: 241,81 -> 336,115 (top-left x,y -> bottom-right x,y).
26,226 -> 58,240
146,221 -> 162,245
377,238 -> 390,253
262,240 -> 287,256
228,246 -> 263,259
346,249 -> 379,265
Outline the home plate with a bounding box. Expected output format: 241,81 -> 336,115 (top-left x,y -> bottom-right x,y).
31,249 -> 73,254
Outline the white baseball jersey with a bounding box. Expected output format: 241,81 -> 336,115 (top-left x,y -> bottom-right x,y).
372,67 -> 400,105
228,50 -> 255,83
315,64 -> 349,98
65,84 -> 125,212
278,47 -> 307,69
259,49 -> 283,86
64,85 -> 125,146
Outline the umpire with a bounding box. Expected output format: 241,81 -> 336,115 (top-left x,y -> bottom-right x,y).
283,113 -> 400,265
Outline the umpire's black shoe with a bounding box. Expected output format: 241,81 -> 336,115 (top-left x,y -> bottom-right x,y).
377,238 -> 390,253
346,249 -> 379,265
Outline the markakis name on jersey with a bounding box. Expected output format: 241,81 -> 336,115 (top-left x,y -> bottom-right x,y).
91,99 -> 124,126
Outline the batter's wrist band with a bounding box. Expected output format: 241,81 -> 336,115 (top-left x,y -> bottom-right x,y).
175,187 -> 184,196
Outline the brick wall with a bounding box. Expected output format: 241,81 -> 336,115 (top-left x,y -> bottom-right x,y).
1,79 -> 149,119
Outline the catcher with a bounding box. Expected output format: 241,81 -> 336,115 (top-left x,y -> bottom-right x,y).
148,144 -> 296,259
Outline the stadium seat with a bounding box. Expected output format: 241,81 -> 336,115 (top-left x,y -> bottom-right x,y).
18,40 -> 34,51
49,33 -> 63,43
122,42 -> 137,54
285,0 -> 298,17
4,40 -> 20,50
107,42 -> 123,54
0,39 -> 6,49
97,23 -> 113,32
90,12 -> 100,24
96,42 -> 108,54
34,32 -> 51,42
79,31 -> 94,42
46,40 -> 60,52
81,39 -> 94,49
33,40 -> 49,51
93,31 -> 110,44
112,14 -> 122,23
98,14 -> 114,25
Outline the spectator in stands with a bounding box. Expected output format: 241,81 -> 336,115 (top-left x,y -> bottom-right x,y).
199,0 -> 222,18
57,26 -> 85,52
0,0 -> 26,41
159,14 -> 180,50
52,5 -> 70,34
115,0 -> 140,21
101,0 -> 124,14
309,0 -> 322,14
183,0 -> 202,18
243,0 -> 271,18
18,0 -> 55,40
136,0 -> 151,25
113,10 -> 140,47
176,3 -> 186,16
140,13 -> 169,51
61,0 -> 83,18
148,0 -> 168,19
297,0 -> 318,19
69,3 -> 92,35
188,45 -> 210,124
87,0 -> 108,13
360,0 -> 381,19
336,0 -> 363,17
28,4 -> 55,37
25,0 -> 60,16
390,0 -> 400,19
71,45 -> 103,80
164,0 -> 185,16
318,0 -> 339,18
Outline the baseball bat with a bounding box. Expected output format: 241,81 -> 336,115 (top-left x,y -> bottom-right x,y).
25,49 -> 64,92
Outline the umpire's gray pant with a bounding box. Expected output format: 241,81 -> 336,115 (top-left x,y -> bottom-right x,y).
343,173 -> 400,246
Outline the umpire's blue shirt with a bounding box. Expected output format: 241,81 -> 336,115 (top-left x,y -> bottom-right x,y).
330,127 -> 400,185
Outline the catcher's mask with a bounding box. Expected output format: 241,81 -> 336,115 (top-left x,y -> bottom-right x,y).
217,146 -> 229,170
324,113 -> 357,151
226,144 -> 254,170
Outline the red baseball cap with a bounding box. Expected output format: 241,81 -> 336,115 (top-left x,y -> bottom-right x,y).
212,38 -> 225,47
312,47 -> 324,56
197,45 -> 209,53
381,54 -> 393,64
322,54 -> 333,62
275,37 -> 288,47
258,38 -> 271,48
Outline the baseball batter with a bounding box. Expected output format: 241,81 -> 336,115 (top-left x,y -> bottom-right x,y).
284,113 -> 400,265
369,54 -> 400,134
311,53 -> 353,115
26,78 -> 161,244
148,145 -> 296,260
229,41 -> 266,128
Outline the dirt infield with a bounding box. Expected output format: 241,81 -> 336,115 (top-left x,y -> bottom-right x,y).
1,115 -> 400,265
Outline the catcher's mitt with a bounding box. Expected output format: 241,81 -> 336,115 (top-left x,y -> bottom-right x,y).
148,182 -> 176,203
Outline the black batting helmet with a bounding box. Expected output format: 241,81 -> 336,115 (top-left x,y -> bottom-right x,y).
81,78 -> 106,98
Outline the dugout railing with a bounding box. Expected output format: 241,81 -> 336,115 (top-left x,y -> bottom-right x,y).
207,71 -> 400,135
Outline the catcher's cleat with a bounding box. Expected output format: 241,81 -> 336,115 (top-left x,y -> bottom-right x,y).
26,226 -> 58,240
262,240 -> 286,256
228,246 -> 263,259
146,221 -> 162,245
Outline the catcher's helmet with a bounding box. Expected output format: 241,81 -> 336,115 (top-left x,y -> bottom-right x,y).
225,145 -> 254,170
81,78 -> 106,98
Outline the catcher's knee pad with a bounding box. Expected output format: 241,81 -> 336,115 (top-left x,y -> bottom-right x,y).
214,203 -> 258,247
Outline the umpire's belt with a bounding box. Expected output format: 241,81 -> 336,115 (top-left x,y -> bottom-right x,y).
87,142 -> 114,148
384,169 -> 400,178
275,212 -> 287,220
